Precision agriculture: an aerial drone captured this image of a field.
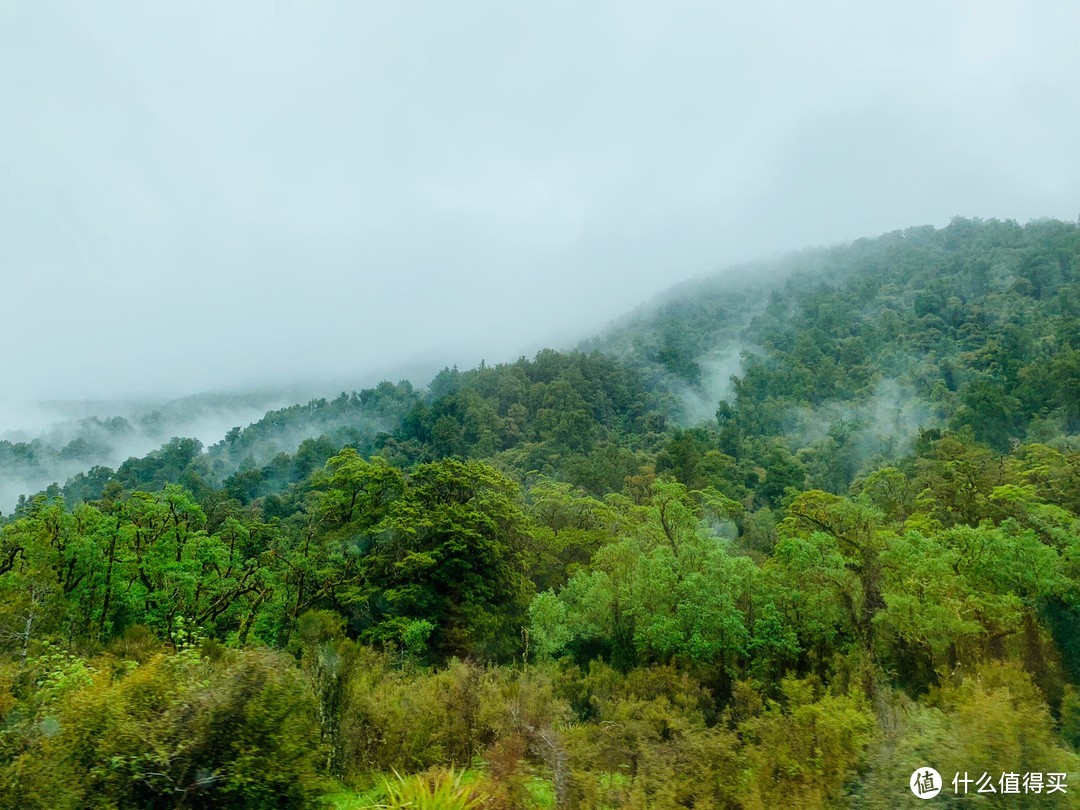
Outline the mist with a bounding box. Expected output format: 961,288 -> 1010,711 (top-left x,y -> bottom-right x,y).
0,389 -> 294,511
3,1 -> 1079,431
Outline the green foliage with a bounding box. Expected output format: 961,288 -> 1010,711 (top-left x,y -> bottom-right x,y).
861,663 -> 1080,807
368,768 -> 485,810
0,648 -> 324,809
739,676 -> 876,808
352,458 -> 533,659
2,218 -> 1079,805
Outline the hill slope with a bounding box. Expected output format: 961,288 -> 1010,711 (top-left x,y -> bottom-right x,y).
1,217 -> 1079,807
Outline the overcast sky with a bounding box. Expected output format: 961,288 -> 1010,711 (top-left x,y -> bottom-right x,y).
2,1 -> 1079,418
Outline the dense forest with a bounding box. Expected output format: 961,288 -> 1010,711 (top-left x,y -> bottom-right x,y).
1,218 -> 1079,807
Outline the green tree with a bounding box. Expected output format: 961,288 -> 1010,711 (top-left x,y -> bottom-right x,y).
354,459 -> 532,660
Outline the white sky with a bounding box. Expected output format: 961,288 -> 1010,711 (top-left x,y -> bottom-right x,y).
2,0 -> 1078,413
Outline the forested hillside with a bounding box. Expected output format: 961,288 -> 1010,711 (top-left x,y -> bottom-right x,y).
0,389 -> 322,515
1,218 -> 1078,808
